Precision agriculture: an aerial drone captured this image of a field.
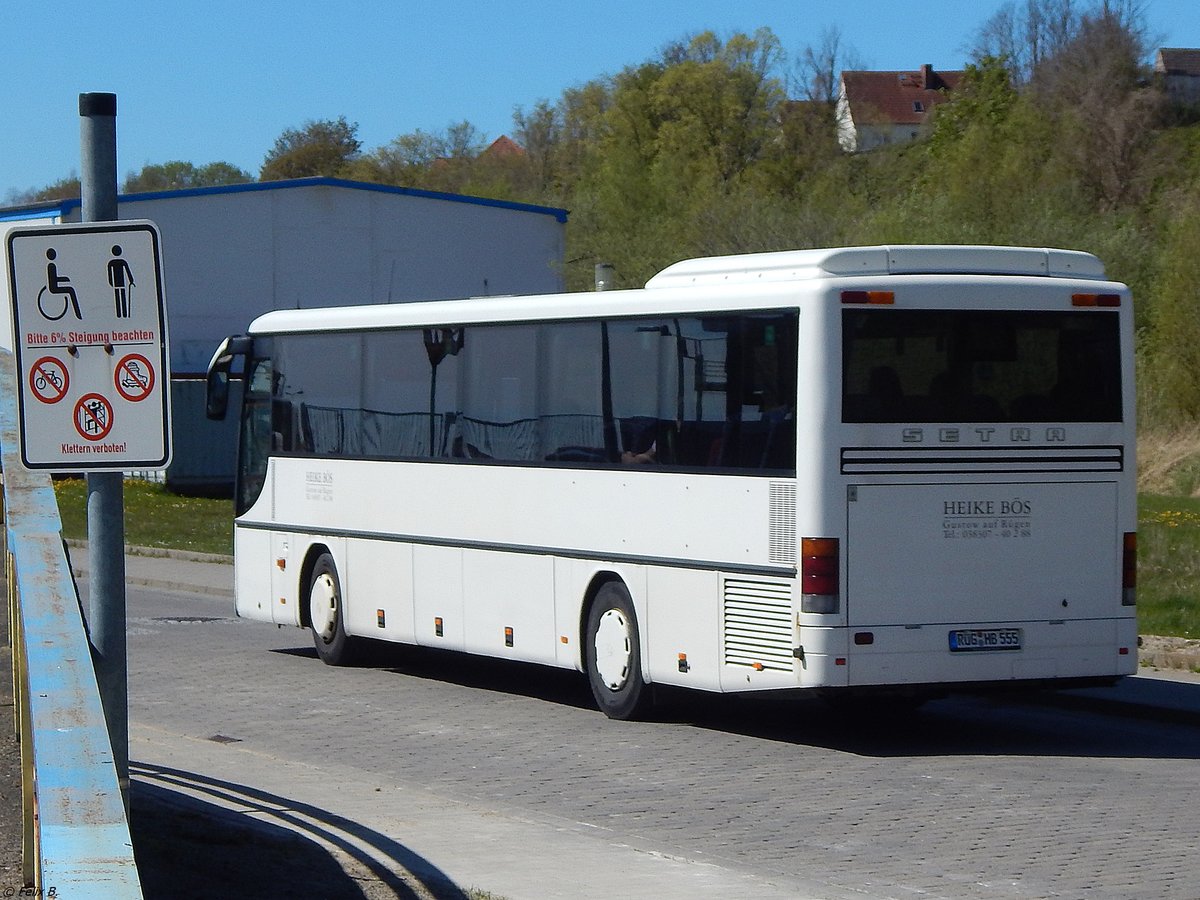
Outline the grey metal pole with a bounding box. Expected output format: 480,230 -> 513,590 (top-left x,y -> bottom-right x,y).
595,262 -> 614,291
79,92 -> 129,806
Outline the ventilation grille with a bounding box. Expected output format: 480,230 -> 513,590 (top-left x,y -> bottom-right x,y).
768,482 -> 797,565
723,578 -> 794,671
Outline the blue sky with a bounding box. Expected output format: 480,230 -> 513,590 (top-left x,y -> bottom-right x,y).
3,0 -> 1199,202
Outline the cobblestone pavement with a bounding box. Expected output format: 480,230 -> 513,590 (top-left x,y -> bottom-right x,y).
122,582 -> 1200,900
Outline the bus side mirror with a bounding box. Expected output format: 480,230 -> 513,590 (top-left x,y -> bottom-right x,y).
206,335 -> 251,420
206,367 -> 230,420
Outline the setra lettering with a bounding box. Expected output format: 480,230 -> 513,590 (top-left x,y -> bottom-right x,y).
898,427 -> 1069,443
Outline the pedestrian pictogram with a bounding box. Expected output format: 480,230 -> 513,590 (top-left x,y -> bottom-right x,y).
5,219 -> 171,470
114,353 -> 154,402
29,356 -> 70,404
74,392 -> 114,442
108,244 -> 135,318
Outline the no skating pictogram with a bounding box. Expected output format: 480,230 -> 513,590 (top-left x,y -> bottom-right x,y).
115,353 -> 154,401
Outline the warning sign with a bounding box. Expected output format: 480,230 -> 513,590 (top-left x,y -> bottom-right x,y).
4,220 -> 171,470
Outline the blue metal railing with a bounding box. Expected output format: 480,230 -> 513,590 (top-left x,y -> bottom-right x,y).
3,350 -> 142,897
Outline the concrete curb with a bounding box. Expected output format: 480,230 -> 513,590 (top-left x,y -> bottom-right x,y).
65,538 -> 232,565
67,539 -> 234,598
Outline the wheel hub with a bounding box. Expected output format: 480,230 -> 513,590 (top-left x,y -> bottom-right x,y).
309,573 -> 338,642
593,608 -> 632,690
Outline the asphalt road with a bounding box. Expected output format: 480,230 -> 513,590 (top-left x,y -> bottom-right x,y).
113,580 -> 1200,900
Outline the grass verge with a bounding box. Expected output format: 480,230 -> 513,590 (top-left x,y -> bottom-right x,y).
1138,493 -> 1200,639
53,477 -> 234,557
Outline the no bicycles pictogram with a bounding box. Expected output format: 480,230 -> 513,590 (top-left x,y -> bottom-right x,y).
29,356 -> 70,404
74,392 -> 114,442
114,353 -> 155,402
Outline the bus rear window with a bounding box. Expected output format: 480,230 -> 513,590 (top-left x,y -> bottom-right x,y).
842,309 -> 1122,423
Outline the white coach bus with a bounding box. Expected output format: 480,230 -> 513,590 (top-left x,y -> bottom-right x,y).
206,245 -> 1137,719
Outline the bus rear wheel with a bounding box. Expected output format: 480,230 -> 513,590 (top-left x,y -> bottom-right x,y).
308,552 -> 362,666
585,581 -> 652,720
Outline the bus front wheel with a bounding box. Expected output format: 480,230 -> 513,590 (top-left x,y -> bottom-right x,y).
585,581 -> 652,720
308,552 -> 361,666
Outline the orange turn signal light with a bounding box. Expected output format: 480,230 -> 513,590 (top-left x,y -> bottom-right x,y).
841,290 -> 894,305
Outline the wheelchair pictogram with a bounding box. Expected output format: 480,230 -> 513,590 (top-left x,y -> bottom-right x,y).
38,248 -> 83,321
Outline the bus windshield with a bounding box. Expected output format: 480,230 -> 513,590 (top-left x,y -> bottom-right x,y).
842,308 -> 1122,423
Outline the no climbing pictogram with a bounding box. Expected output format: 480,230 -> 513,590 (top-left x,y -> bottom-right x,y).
74,392 -> 114,442
114,353 -> 155,402
29,356 -> 70,404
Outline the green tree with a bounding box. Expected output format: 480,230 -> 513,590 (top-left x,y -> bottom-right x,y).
796,25 -> 861,105
565,29 -> 789,288
195,161 -> 255,187
260,116 -> 362,181
347,120 -> 488,193
970,1 -> 1161,209
123,160 -> 252,193
650,29 -> 786,186
512,100 -> 561,197
8,175 -> 81,205
1143,184 -> 1200,424
971,0 -> 1082,86
348,129 -> 446,186
1039,4 -> 1161,208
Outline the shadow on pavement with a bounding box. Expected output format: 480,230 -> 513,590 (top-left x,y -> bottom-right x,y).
269,638 -> 1200,762
131,762 -> 469,899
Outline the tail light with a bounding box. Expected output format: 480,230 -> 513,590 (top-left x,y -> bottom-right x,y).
1122,532 -> 1136,606
801,537 -> 839,613
1072,293 -> 1121,307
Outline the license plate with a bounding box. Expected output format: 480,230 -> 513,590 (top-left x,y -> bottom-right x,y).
948,628 -> 1023,652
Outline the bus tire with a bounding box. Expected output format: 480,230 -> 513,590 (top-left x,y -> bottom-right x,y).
308,552 -> 361,666
585,581 -> 652,720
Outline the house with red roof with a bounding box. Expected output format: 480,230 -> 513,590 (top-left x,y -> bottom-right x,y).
1155,48 -> 1200,109
835,64 -> 964,152
480,135 -> 526,161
